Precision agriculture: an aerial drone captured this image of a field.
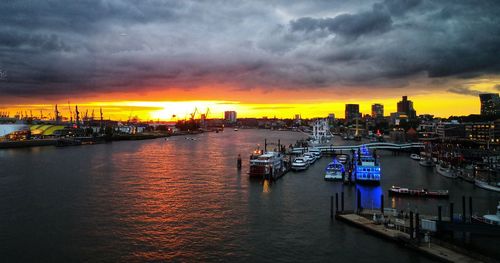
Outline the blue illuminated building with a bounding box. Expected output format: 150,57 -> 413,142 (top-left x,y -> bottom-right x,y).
354,145 -> 381,185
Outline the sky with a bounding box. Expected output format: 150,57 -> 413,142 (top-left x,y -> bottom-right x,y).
1,0 -> 500,120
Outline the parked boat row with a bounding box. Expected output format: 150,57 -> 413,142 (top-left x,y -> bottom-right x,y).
291,148 -> 322,172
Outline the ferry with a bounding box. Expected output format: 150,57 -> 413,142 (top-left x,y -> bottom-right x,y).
249,151 -> 285,179
354,145 -> 381,185
388,186 -> 449,198
303,152 -> 316,164
324,159 -> 344,181
308,147 -> 322,159
291,157 -> 309,171
472,202 -> 500,226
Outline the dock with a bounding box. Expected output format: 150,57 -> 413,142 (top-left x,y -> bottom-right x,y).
335,212 -> 480,263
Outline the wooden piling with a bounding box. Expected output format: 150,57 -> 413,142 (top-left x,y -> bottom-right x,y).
335,193 -> 339,213
469,196 -> 473,221
341,192 -> 344,212
380,194 -> 384,214
330,196 -> 334,219
462,196 -> 466,223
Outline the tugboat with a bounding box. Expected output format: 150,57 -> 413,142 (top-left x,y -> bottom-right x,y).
472,202 -> 500,226
324,159 -> 344,181
388,186 -> 449,198
354,145 -> 381,185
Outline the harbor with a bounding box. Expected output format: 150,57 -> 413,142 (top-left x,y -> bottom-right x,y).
1,129 -> 499,262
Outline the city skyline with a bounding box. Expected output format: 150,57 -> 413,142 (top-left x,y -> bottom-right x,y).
1,1 -> 500,120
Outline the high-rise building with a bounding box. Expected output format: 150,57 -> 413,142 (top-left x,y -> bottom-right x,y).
345,104 -> 360,123
328,113 -> 335,125
371,104 -> 384,119
397,96 -> 416,119
479,93 -> 500,116
224,111 -> 237,123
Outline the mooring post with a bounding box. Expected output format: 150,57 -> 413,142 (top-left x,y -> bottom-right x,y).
341,192 -> 344,212
335,193 -> 339,213
264,139 -> 267,152
409,211 -> 414,239
450,203 -> 454,223
380,194 -> 384,214
462,195 -> 466,223
438,206 -> 442,222
469,196 -> 473,221
415,213 -> 420,243
357,189 -> 362,214
237,154 -> 242,170
330,196 -> 334,219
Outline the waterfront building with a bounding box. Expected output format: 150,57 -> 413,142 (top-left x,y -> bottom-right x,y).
436,121 -> 466,140
224,111 -> 237,123
371,104 -> 384,119
465,120 -> 500,144
389,112 -> 408,126
327,113 -> 335,125
479,93 -> 500,116
345,104 -> 360,123
397,96 -> 417,119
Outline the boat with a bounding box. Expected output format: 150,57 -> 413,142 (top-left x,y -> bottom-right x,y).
337,154 -> 349,165
291,157 -> 309,171
475,179 -> 500,192
354,145 -> 381,185
55,137 -> 82,147
436,162 -> 457,179
303,152 -> 316,164
309,119 -> 333,146
456,166 -> 475,183
234,128 -> 239,131
472,202 -> 500,226
308,147 -> 322,159
388,186 -> 449,198
419,156 -> 435,167
249,151 -> 285,179
410,153 -> 420,161
324,159 -> 344,181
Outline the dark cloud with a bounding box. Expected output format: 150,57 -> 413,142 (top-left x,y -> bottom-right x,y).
0,0 -> 500,101
447,86 -> 485,96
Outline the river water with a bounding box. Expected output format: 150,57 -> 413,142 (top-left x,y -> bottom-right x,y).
0,129 -> 498,262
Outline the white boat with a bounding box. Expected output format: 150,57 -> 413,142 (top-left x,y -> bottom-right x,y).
309,119 -> 333,146
249,151 -> 284,179
308,147 -> 322,159
475,179 -> 500,192
234,128 -> 239,131
303,152 -> 316,164
419,157 -> 435,167
338,155 -> 349,165
472,202 -> 500,225
436,163 -> 457,179
325,159 -> 344,181
291,157 -> 309,171
410,154 -> 420,160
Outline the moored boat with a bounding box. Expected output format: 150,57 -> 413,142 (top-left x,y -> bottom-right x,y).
324,159 -> 344,181
436,162 -> 457,179
475,179 -> 500,193
291,157 -> 309,171
388,186 -> 449,198
472,202 -> 500,226
410,153 -> 420,161
354,145 -> 381,185
249,151 -> 285,179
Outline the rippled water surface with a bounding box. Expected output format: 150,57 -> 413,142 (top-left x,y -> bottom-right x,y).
1,130 -> 498,262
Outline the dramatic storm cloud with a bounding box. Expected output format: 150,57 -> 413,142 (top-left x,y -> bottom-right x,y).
1,0 -> 500,100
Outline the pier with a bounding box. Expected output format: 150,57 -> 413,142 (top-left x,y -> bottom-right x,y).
330,191 -> 499,262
